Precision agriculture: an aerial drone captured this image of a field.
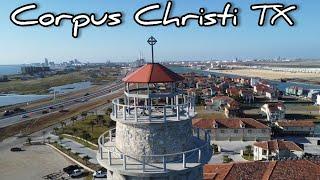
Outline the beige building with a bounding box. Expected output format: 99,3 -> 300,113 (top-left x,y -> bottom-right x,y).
193,118 -> 271,141
253,140 -> 303,161
275,120 -> 315,135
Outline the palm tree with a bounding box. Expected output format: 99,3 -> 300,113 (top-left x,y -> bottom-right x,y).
81,112 -> 88,120
71,116 -> 77,125
47,137 -> 51,143
96,115 -> 104,127
89,120 -> 95,133
26,137 -> 32,145
72,127 -> 78,136
82,155 -> 91,165
59,135 -> 64,143
53,127 -> 59,135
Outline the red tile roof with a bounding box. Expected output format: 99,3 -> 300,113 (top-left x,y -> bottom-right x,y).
254,140 -> 303,152
192,118 -> 269,129
122,63 -> 184,83
204,160 -> 320,180
276,120 -> 315,128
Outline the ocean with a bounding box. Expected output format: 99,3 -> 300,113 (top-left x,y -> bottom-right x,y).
0,65 -> 21,75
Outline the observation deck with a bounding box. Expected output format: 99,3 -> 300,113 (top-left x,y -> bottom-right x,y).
97,128 -> 212,177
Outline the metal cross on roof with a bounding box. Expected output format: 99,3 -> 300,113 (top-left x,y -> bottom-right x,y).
147,36 -> 157,63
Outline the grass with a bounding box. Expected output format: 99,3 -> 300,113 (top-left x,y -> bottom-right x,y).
195,106 -> 226,119
242,154 -> 254,161
58,115 -> 115,145
0,72 -> 88,94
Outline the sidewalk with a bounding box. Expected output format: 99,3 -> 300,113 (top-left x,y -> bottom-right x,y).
58,137 -> 98,165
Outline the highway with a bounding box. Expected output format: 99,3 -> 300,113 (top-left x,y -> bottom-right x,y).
0,80 -> 124,128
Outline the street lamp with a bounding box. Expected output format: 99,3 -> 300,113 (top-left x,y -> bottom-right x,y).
147,36 -> 157,63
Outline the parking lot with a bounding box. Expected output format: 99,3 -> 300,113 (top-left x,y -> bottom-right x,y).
0,145 -> 85,180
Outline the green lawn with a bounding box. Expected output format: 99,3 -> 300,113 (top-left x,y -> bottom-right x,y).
58,114 -> 115,145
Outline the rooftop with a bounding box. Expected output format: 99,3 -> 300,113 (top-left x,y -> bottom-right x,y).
253,139 -> 303,152
192,118 -> 269,129
276,120 -> 315,127
204,159 -> 320,180
122,63 -> 184,83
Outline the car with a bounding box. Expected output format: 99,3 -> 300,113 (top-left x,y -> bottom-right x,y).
93,170 -> 107,178
63,165 -> 80,174
49,106 -> 56,110
69,169 -> 83,178
84,93 -> 90,96
59,109 -> 69,113
10,147 -> 23,152
3,110 -> 14,116
42,110 -> 49,114
22,115 -> 29,118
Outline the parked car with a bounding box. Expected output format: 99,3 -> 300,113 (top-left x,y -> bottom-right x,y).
10,147 -> 23,152
69,169 -> 83,178
63,165 -> 80,174
49,106 -> 56,110
93,170 -> 107,178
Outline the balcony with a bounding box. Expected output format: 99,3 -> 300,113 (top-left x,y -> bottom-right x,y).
97,128 -> 211,176
111,96 -> 195,123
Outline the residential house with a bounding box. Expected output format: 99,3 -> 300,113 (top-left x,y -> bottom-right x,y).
203,159 -> 320,180
226,87 -> 240,97
239,89 -> 254,104
275,120 -> 315,135
253,139 -> 303,161
261,102 -> 286,122
317,94 -> 320,106
205,96 -> 235,111
192,118 -> 271,141
250,77 -> 260,87
224,100 -> 242,118
265,88 -> 277,100
308,89 -> 320,101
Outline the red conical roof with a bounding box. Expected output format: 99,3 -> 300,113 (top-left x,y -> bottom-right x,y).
122,63 -> 184,83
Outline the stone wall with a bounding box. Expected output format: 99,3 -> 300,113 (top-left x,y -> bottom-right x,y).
115,119 -> 194,162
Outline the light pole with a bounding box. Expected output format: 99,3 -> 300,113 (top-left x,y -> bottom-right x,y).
147,36 -> 157,63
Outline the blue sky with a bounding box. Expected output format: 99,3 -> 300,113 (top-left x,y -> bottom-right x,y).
0,0 -> 319,65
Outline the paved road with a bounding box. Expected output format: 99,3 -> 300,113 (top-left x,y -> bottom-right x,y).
0,81 -> 123,128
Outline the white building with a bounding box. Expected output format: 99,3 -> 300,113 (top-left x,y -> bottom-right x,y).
317,94 -> 320,105
261,102 -> 285,122
193,118 -> 271,141
253,140 -> 303,161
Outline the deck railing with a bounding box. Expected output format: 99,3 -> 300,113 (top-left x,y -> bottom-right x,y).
111,96 -> 195,122
97,128 -> 211,172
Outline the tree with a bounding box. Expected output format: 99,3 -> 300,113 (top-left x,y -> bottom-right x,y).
89,120 -> 95,133
71,116 -> 77,125
82,155 -> 91,165
96,115 -> 104,127
59,135 -> 64,143
26,137 -> 32,145
53,127 -> 59,135
47,137 -> 51,143
81,112 -> 88,119
105,108 -> 112,116
60,121 -> 66,133
72,127 -> 78,136
245,145 -> 253,158
82,130 -> 91,141
66,148 -> 72,155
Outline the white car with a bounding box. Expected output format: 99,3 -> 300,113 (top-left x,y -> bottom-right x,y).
93,170 -> 107,178
69,169 -> 83,178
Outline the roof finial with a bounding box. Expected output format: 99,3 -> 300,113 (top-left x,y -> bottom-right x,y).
147,36 -> 157,64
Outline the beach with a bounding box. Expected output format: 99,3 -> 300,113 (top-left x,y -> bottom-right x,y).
211,69 -> 320,81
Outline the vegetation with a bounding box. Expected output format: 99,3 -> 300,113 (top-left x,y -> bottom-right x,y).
223,155 -> 233,163
57,114 -> 114,145
242,145 -> 254,161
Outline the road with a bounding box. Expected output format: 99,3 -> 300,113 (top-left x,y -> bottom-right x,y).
0,80 -> 123,128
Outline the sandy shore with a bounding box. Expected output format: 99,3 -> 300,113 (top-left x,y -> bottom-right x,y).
212,69 -> 320,81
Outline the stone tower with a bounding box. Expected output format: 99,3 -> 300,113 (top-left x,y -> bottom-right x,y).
97,41 -> 211,180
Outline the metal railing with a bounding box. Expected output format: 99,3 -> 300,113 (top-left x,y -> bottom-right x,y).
97,128 -> 210,172
111,96 -> 195,122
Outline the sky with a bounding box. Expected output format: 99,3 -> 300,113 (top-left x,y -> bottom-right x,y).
0,0 -> 319,65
